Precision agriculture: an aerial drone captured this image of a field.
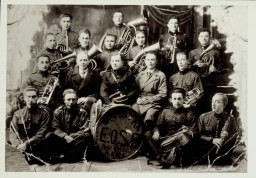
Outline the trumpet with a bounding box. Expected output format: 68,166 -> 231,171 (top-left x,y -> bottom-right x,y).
195,39 -> 221,77
161,35 -> 177,63
38,77 -> 59,105
130,42 -> 162,76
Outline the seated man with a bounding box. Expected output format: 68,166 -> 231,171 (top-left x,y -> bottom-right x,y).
132,52 -> 167,131
64,52 -> 101,111
197,93 -> 239,165
144,88 -> 197,168
9,86 -> 51,163
169,51 -> 203,109
21,54 -> 61,110
100,53 -> 138,105
45,89 -> 92,163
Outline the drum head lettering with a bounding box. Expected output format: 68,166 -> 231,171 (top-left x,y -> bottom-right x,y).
95,106 -> 144,161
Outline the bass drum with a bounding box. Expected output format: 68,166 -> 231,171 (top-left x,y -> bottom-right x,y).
91,104 -> 144,161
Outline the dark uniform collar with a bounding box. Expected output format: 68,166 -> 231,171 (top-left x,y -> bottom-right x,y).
112,66 -> 127,76
26,105 -> 38,114
38,70 -> 49,77
213,111 -> 225,119
114,24 -> 124,29
65,105 -> 79,113
45,48 -> 56,54
168,30 -> 178,36
178,68 -> 189,75
201,45 -> 210,50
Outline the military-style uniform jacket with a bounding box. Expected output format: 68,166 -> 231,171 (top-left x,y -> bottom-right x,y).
9,106 -> 50,147
156,106 -> 197,137
198,111 -> 239,142
189,45 -> 221,71
126,45 -> 144,61
135,69 -> 167,114
105,24 -> 128,42
169,69 -> 203,93
95,49 -> 119,71
21,71 -> 58,97
159,31 -> 189,51
38,48 -> 61,64
64,66 -> 100,99
100,67 -> 138,104
55,29 -> 78,50
52,105 -> 89,139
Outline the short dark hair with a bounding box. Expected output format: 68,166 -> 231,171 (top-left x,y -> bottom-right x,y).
170,88 -> 186,98
110,52 -> 125,62
145,52 -> 157,59
60,13 -> 73,21
168,15 -> 179,24
176,51 -> 187,59
198,27 -> 211,36
44,33 -> 55,40
112,11 -> 124,18
78,29 -> 91,38
23,86 -> 39,96
105,34 -> 117,41
36,54 -> 50,63
63,88 -> 77,98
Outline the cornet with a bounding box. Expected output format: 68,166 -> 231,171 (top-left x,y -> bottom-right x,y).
38,77 -> 59,105
163,35 -> 177,63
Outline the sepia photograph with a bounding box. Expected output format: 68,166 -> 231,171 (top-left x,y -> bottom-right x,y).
1,0 -> 254,176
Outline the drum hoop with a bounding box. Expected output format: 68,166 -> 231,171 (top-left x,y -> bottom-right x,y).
94,104 -> 144,161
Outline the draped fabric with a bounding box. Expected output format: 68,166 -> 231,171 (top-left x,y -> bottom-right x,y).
145,6 -> 193,26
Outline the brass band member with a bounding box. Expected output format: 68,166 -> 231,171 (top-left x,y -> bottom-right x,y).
95,34 -> 119,72
132,52 -> 167,131
197,93 -> 239,165
189,27 -> 221,78
104,11 -> 131,50
45,89 -> 92,163
144,88 -> 197,168
100,53 -> 138,105
38,33 -> 61,64
55,13 -> 78,54
77,29 -> 91,53
9,86 -> 51,163
169,52 -> 203,109
127,30 -> 146,62
64,52 -> 101,111
21,54 -> 61,110
159,16 -> 189,78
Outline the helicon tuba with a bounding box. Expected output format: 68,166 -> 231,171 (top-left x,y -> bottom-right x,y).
51,51 -> 77,71
119,17 -> 148,56
195,39 -> 221,77
130,42 -> 162,76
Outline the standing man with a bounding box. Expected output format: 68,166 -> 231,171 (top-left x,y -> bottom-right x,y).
169,52 -> 203,109
101,11 -> 131,50
55,13 -> 78,55
159,16 -> 189,78
9,86 -> 51,162
46,89 -> 92,163
189,27 -> 221,78
144,88 -> 197,168
197,93 -> 239,165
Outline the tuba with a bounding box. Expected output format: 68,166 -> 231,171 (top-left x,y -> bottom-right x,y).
38,77 -> 59,105
51,51 -> 77,71
130,42 -> 162,76
195,39 -> 221,77
87,43 -> 103,70
183,88 -> 204,108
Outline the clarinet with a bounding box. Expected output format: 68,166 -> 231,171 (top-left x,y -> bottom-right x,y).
215,109 -> 233,154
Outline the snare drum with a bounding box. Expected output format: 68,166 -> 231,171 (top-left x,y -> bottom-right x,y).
91,104 -> 144,161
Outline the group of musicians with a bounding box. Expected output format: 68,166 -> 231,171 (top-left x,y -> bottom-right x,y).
8,11 -> 241,168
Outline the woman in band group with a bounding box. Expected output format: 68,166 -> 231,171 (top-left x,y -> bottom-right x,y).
132,52 -> 167,131
100,52 -> 138,105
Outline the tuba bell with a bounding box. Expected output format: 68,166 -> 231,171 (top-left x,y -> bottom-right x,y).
130,42 -> 162,76
51,51 -> 77,71
195,39 -> 221,77
87,43 -> 103,70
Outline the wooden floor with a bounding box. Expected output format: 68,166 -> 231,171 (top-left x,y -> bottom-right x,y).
5,143 -> 247,172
